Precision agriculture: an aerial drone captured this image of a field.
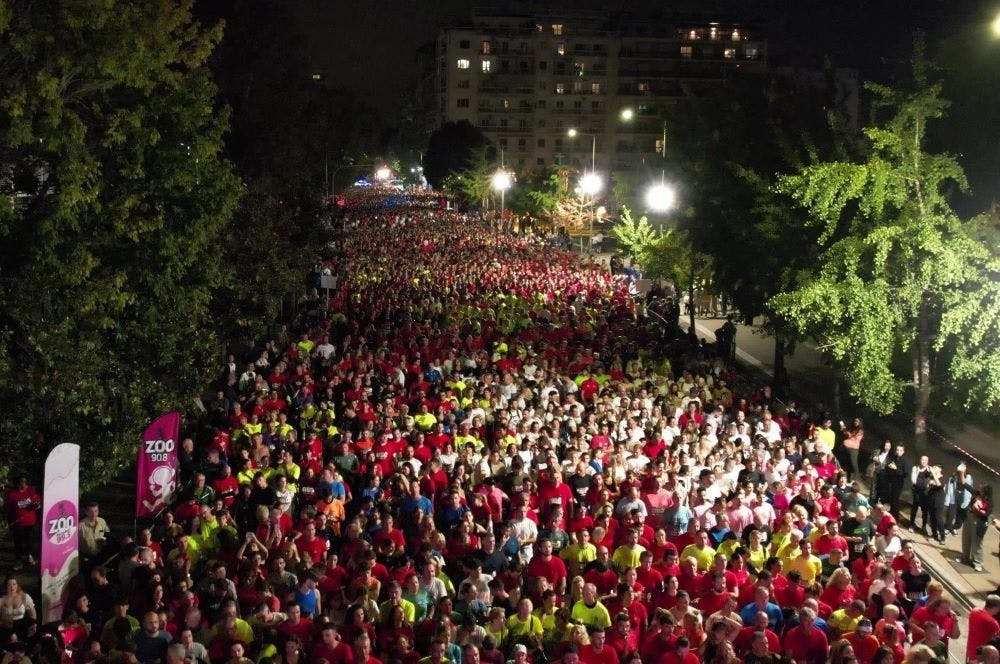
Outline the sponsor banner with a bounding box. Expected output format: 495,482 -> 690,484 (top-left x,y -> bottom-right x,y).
41,443 -> 80,623
135,411 -> 181,519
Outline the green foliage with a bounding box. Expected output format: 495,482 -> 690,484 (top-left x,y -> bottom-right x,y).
612,207 -> 659,264
0,0 -> 240,487
770,45 -> 998,415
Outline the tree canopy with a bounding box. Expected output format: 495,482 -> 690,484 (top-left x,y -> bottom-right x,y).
423,121 -> 492,189
770,46 -> 1000,426
0,0 -> 241,487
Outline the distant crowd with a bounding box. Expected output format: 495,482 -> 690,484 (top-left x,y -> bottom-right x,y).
3,196 -> 999,664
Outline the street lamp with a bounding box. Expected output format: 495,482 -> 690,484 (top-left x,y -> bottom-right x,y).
646,182 -> 676,213
578,172 -> 603,253
619,107 -> 635,122
491,169 -> 513,215
993,11 -> 1000,38
375,166 -> 392,181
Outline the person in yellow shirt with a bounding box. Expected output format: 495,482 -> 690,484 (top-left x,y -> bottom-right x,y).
814,417 -> 836,450
679,531 -> 717,571
611,529 -> 646,572
560,529 -> 597,578
506,598 -> 543,648
785,540 -> 822,584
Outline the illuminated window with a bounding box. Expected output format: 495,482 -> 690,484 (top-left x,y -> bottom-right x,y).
481,60 -> 492,73
723,48 -> 736,59
502,98 -> 510,109
552,24 -> 563,35
732,29 -> 741,41
482,41 -> 491,54
457,59 -> 470,69
637,82 -> 650,92
591,82 -> 601,94
556,83 -> 565,94
656,138 -> 665,154
680,46 -> 693,58
557,42 -> 565,55
688,30 -> 698,40
710,26 -> 718,40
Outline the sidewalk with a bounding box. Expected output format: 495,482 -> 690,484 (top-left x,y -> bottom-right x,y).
698,314 -> 1000,650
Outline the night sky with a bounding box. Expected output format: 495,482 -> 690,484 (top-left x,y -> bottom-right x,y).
289,0 -> 999,210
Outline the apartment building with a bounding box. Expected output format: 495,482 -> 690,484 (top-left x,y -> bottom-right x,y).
433,8 -> 767,174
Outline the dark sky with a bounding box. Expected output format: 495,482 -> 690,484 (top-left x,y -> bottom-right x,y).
292,0 -> 991,108
290,0 -> 999,208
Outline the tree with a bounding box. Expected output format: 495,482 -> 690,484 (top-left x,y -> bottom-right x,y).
612,207 -> 660,265
770,44 -> 1000,438
664,67 -> 853,392
0,1 -> 240,487
612,208 -> 711,332
423,121 -> 492,188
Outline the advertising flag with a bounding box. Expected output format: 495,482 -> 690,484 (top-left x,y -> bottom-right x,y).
40,443 -> 80,623
135,411 -> 181,519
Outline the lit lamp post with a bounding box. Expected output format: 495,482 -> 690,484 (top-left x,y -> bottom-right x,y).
578,171 -> 603,253
375,166 -> 392,182
491,169 -> 513,217
993,11 -> 1000,37
645,181 -> 676,233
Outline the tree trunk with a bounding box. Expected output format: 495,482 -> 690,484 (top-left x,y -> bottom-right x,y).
913,314 -> 932,447
688,262 -> 696,333
773,332 -> 788,400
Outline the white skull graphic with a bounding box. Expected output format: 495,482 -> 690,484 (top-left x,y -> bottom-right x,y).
148,465 -> 177,499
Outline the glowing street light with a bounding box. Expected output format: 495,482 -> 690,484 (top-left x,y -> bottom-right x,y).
375,166 -> 392,181
646,183 -> 676,212
619,107 -> 635,122
491,169 -> 513,214
993,11 -> 1000,38
567,128 -> 579,138
578,172 -> 603,197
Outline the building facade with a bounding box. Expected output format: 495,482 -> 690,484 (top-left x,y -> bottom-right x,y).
434,8 -> 767,174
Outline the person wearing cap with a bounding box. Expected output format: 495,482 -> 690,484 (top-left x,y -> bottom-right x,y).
504,643 -> 529,664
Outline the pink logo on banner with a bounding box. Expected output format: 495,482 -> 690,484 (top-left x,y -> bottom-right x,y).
43,500 -> 78,573
41,443 -> 80,623
135,412 -> 181,519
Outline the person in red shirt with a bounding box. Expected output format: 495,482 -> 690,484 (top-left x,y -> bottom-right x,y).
658,635 -> 700,664
580,627 -> 620,664
605,613 -> 639,658
732,611 -> 780,657
311,624 -> 354,664
212,465 -> 240,508
526,538 -> 569,596
843,619 -> 880,663
276,602 -> 314,643
781,607 -> 828,664
4,476 -> 40,567
968,597 -> 1000,662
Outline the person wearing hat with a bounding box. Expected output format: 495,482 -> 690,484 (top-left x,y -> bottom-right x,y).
505,643 -> 530,664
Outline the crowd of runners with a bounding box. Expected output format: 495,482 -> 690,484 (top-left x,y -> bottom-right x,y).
3,193 -> 1000,664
